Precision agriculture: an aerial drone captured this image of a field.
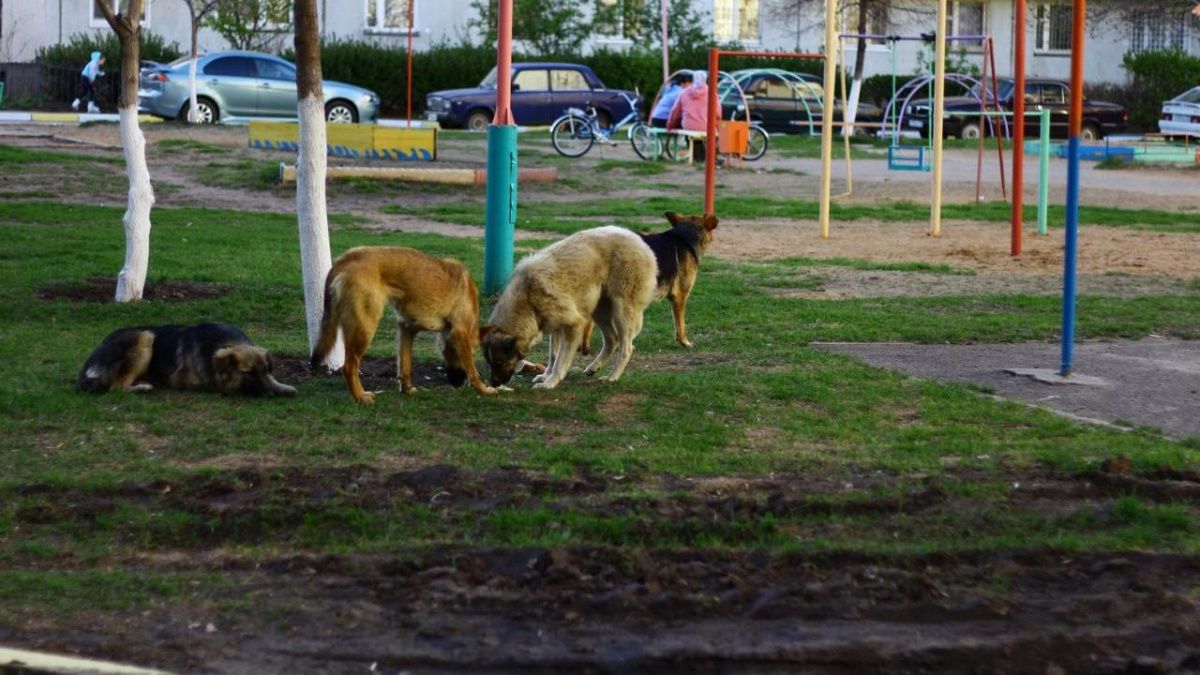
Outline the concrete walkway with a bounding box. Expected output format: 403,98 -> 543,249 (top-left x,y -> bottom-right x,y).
814,337 -> 1200,439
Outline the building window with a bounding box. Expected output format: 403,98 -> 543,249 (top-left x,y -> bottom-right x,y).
90,0 -> 150,28
713,0 -> 759,43
1034,3 -> 1071,53
1128,12 -> 1188,53
366,0 -> 414,32
595,0 -> 642,40
948,1 -> 985,47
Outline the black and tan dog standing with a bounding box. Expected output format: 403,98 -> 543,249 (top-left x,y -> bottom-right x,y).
77,322 -> 296,396
310,246 -> 497,404
580,211 -> 719,353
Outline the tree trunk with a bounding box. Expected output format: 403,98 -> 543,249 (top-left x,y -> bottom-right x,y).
98,0 -> 154,302
188,19 -> 199,123
843,1 -> 869,137
294,0 -> 343,370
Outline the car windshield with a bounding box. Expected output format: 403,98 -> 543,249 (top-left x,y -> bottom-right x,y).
479,67 -> 498,88
1176,87 -> 1200,104
969,80 -> 1016,102
167,56 -> 193,68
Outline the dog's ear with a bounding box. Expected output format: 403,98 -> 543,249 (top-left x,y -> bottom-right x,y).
702,214 -> 719,231
479,325 -> 494,343
664,211 -> 681,225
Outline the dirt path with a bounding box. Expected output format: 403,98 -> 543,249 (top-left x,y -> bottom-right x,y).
4,464 -> 1199,673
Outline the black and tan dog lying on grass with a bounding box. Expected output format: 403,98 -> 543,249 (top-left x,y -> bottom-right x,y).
77,322 -> 296,396
311,246 -> 497,404
577,211 -> 719,354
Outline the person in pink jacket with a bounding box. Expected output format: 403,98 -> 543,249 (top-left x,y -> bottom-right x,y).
667,70 -> 709,161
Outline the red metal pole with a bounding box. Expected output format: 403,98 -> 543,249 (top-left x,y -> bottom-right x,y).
1068,0 -> 1085,135
405,0 -> 414,127
493,0 -> 514,125
703,47 -> 718,215
1011,0 -> 1027,256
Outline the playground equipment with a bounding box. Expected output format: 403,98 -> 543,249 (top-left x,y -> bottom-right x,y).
701,49 -> 828,218
483,0 -> 517,294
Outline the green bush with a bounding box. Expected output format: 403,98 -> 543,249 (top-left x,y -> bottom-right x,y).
1122,50 -> 1200,130
35,31 -> 184,71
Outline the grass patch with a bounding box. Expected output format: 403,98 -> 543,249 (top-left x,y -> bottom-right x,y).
0,143 -> 121,166
194,159 -> 281,190
596,159 -> 669,176
155,138 -> 225,154
385,195 -> 1200,234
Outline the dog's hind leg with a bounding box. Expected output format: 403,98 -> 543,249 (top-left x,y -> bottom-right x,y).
112,331 -> 155,392
604,303 -> 645,383
669,288 -> 694,348
533,324 -> 583,390
584,301 -> 617,376
341,294 -> 385,404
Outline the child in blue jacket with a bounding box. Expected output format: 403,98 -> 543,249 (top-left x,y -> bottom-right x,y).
72,52 -> 105,113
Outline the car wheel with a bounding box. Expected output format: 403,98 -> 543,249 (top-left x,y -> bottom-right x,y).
466,110 -> 491,132
1080,123 -> 1101,142
325,100 -> 358,124
181,97 -> 219,124
960,121 -> 983,140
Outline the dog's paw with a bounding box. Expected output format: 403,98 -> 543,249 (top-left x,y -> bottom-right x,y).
518,360 -> 547,375
601,374 -> 623,383
531,380 -> 558,390
356,391 -> 377,405
478,385 -> 499,396
273,384 -> 298,396
497,384 -> 514,392
583,367 -> 598,377
531,373 -> 549,385
127,383 -> 155,393
403,386 -> 419,396
679,339 -> 695,349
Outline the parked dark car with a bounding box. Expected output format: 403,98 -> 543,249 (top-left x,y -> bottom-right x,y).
718,69 -> 882,135
908,77 -> 1128,140
138,51 -> 379,124
425,62 -> 641,131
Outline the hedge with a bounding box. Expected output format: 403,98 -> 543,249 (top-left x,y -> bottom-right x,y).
35,32 -> 184,74
1122,50 -> 1200,130
302,40 -> 830,117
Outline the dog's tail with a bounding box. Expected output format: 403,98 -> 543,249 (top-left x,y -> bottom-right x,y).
310,269 -> 341,372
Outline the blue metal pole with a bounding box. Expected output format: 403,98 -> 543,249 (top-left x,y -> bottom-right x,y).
1060,135 -> 1079,376
483,125 -> 517,295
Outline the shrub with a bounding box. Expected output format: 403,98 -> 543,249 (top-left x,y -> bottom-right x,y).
35,31 -> 184,71
1122,50 -> 1200,130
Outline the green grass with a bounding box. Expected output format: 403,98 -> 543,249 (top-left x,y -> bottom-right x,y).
384,195 -> 1200,235
193,159 -> 282,190
1,169 -> 1198,616
155,138 -> 225,154
0,143 -> 121,166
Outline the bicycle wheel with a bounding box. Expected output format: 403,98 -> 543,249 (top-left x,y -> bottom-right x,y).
662,134 -> 688,162
743,125 -> 769,162
629,123 -> 661,161
551,115 -> 595,157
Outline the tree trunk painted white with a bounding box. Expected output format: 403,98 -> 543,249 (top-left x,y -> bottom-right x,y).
187,35 -> 199,123
114,105 -> 155,302
843,76 -> 863,138
296,95 -> 343,369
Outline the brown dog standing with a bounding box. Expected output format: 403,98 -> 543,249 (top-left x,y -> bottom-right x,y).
311,246 -> 497,404
580,211 -> 718,352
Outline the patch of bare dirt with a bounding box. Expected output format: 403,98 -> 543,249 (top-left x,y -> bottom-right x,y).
713,218 -> 1200,280
767,267 -> 1195,299
38,277 -> 232,303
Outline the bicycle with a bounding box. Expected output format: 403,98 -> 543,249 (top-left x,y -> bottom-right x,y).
551,90 -> 658,159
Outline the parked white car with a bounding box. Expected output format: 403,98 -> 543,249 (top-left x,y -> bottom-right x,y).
1158,86 -> 1200,138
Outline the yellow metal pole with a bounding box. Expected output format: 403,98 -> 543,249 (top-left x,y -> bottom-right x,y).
930,0 -> 948,237
818,0 -> 837,238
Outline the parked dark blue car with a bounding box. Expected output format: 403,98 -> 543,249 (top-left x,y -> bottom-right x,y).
425,62 -> 640,131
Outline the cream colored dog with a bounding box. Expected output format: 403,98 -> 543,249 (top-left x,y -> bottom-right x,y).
481,226 -> 658,389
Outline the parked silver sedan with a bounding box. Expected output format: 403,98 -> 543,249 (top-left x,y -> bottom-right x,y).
138,50 -> 379,124
1158,86 -> 1200,139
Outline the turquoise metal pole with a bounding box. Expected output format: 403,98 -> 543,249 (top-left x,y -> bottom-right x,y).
483,125 -> 517,295
1037,108 -> 1050,236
